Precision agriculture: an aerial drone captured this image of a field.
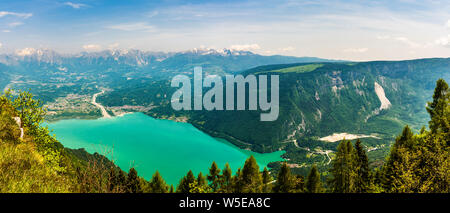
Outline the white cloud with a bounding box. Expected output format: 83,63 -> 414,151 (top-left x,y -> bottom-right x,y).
64,2 -> 87,9
147,11 -> 159,18
447,20 -> 450,28
435,35 -> 450,47
108,43 -> 120,50
377,35 -> 432,49
106,22 -> 155,32
280,46 -> 295,52
376,35 -> 390,40
0,42 -> 2,48
343,48 -> 368,53
82,44 -> 102,51
394,37 -> 422,48
8,22 -> 24,27
0,11 -> 32,19
2,30 -> 11,33
229,44 -> 261,51
15,48 -> 36,56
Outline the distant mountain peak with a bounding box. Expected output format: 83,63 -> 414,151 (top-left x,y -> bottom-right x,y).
180,47 -> 255,56
15,48 -> 58,57
9,48 -> 62,64
0,47 -> 341,68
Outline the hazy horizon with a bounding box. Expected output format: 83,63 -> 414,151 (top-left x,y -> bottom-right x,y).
2,46 -> 450,63
0,0 -> 450,61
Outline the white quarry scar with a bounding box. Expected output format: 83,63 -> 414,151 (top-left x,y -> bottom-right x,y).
319,133 -> 379,142
374,82 -> 391,110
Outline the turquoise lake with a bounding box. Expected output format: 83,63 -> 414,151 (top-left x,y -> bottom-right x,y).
46,113 -> 285,185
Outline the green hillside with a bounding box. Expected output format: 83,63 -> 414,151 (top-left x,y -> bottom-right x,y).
0,90 -> 144,192
3,56 -> 449,177
99,58 -> 449,148
1,79 -> 447,193
95,58 -> 449,172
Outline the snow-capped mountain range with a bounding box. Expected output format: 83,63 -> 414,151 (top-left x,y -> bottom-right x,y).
0,47 -> 338,67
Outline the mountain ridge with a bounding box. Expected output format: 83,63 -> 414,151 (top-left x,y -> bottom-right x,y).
0,48 -> 343,67
2,52 -> 449,170
96,58 -> 449,158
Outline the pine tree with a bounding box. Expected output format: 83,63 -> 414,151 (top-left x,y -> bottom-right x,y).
176,170 -> 196,193
305,164 -> 323,193
273,162 -> 293,193
354,139 -> 370,193
219,163 -> 233,193
149,170 -> 168,193
126,168 -> 141,193
197,172 -> 208,190
188,172 -> 210,193
426,79 -> 449,139
239,156 -> 263,193
330,140 -> 356,193
169,185 -> 174,193
380,80 -> 450,193
232,168 -> 242,193
262,167 -> 273,193
382,126 -> 416,192
292,175 -> 305,193
415,134 -> 449,192
416,79 -> 449,192
176,176 -> 187,193
345,140 -> 356,191
371,168 -> 384,193
207,161 -> 221,192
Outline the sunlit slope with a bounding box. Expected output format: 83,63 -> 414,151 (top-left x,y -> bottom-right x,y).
0,94 -> 122,192
99,58 -> 450,152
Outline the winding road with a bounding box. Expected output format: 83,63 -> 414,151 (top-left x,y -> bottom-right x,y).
92,90 -> 112,118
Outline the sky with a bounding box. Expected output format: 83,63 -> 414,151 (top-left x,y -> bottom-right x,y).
0,0 -> 449,61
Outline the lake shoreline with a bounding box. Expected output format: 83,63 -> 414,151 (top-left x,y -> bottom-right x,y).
45,103 -> 277,155
46,112 -> 286,185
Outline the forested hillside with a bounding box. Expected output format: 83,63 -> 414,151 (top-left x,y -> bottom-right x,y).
1,79 -> 447,193
99,59 -> 450,153
2,49 -> 449,181
93,58 -> 450,176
